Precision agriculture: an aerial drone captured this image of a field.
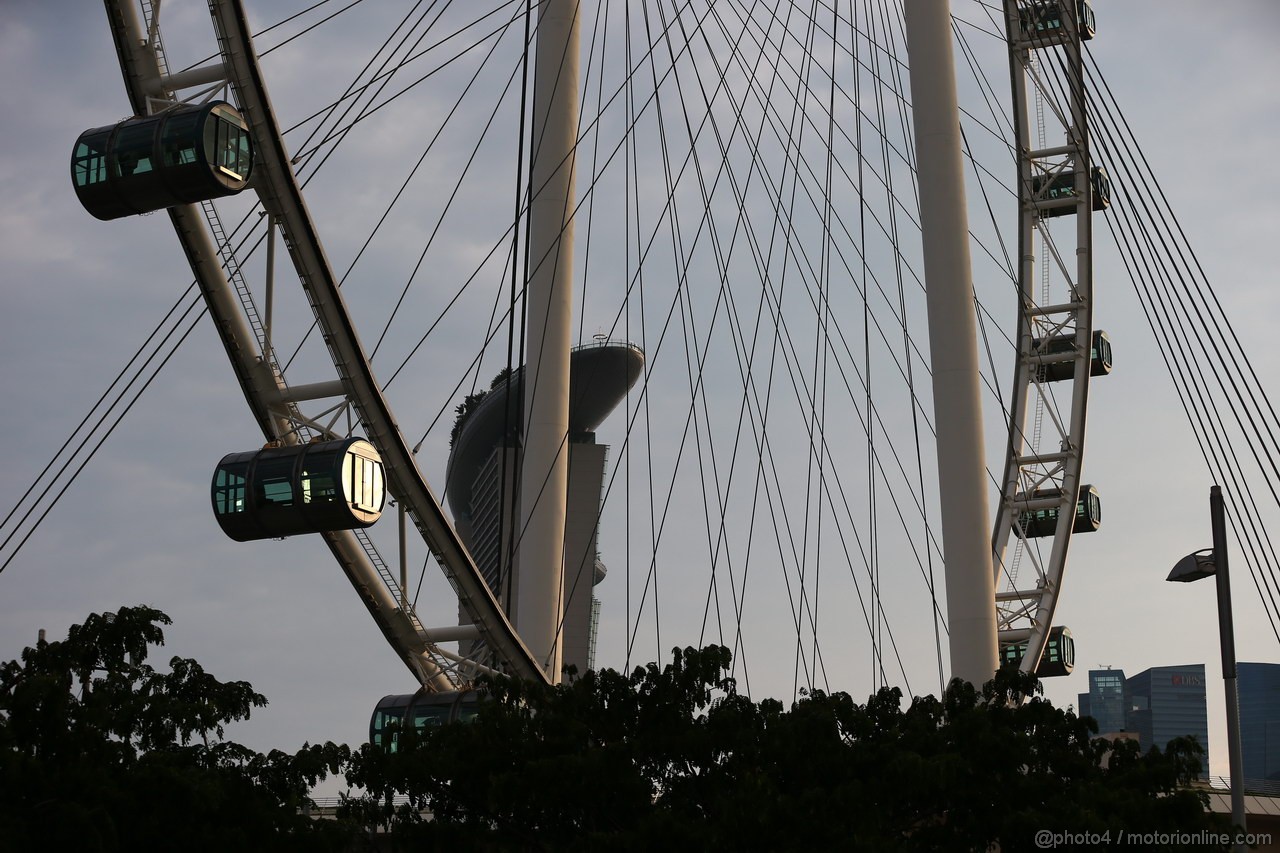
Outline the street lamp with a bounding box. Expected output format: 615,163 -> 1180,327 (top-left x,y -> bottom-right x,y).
1167,485 -> 1246,850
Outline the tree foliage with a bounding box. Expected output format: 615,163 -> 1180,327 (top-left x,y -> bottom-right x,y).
0,606 -> 351,853
344,647 -> 1229,852
1,609 -> 1231,852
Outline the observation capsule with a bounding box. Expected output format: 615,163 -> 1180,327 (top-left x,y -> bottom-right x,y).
71,101 -> 253,221
1031,166 -> 1111,218
211,437 -> 385,542
370,689 -> 482,750
1015,484 -> 1101,539
999,626 -> 1075,677
1019,0 -> 1095,45
1033,329 -> 1113,383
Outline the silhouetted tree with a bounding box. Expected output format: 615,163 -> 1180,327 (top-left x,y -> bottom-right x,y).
3,610 -> 1230,852
0,606 -> 352,852
344,647 -> 1230,852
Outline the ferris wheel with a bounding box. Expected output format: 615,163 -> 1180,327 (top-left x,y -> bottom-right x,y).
73,0 -> 1107,696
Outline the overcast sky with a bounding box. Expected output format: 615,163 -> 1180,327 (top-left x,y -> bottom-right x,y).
1,1 -> 1277,788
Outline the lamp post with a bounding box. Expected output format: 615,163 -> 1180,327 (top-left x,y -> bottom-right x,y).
1166,485 -> 1246,850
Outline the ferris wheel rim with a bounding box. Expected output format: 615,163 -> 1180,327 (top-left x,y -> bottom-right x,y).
97,0 -> 1101,691
991,0 -> 1099,678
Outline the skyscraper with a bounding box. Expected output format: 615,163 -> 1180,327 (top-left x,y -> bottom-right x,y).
1077,664 -> 1211,776
1078,668 -> 1127,735
1124,664 -> 1209,770
446,341 -> 643,676
1238,662 -> 1280,788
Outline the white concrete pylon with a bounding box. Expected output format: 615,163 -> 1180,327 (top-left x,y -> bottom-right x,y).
516,0 -> 581,683
903,0 -> 999,688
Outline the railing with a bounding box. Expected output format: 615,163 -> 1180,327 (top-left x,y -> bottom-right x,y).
1202,776 -> 1280,797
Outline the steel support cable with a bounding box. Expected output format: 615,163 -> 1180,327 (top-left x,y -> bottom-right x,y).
614,0 -> 824,671
0,294 -> 209,575
788,0 -> 839,691
286,1 -> 525,155
1084,127 -> 1280,640
953,23 -> 1016,148
791,0 -> 839,693
696,0 -> 834,686
1083,66 -> 1280,524
949,4 -> 1005,42
1084,57 -> 1280,640
684,0 -> 804,692
366,16 -> 532,362
547,0 -> 674,661
574,0 -> 614,346
621,0 -> 633,667
622,0 -> 636,669
882,0 -> 939,688
492,0 -> 536,623
1084,85 -> 1280,640
857,0 -> 882,690
1101,194 -> 1280,644
711,8 -> 988,645
172,0 -> 362,73
0,177 -> 290,573
276,8 -> 533,374
871,0 -> 923,691
688,0 -> 781,663
770,0 -> 825,696
656,0 -> 744,655
662,0 -> 833,690
696,18 -> 930,419
811,0 -> 839,692
1079,60 -> 1280,612
705,0 -> 956,621
376,0 -> 746,406
288,0 -> 446,166
0,279 -> 196,538
617,0 -> 723,665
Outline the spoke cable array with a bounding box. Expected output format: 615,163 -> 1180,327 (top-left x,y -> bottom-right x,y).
10,2 -> 1278,709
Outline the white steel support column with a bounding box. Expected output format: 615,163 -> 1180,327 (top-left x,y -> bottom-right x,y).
903,0 -> 998,687
517,0 -> 580,682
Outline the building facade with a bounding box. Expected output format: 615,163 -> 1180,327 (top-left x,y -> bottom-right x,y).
1124,664 -> 1210,771
1239,662 -> 1280,788
1077,664 -> 1211,775
445,343 -> 642,677
1078,668 -> 1127,736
